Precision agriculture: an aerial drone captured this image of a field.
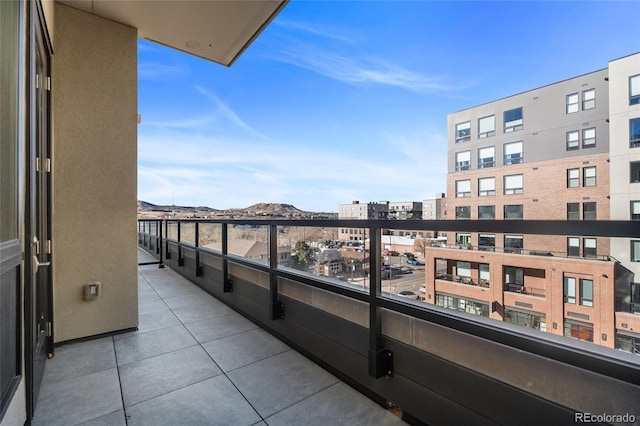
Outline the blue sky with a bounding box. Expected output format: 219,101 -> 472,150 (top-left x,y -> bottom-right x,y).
138,0 -> 640,212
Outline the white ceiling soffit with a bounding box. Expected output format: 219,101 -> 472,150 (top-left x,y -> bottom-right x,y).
58,0 -> 288,66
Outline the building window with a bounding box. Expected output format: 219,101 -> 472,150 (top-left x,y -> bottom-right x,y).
567,203 -> 580,220
455,206 -> 470,220
583,238 -> 597,258
566,93 -> 579,114
456,121 -> 471,143
564,321 -> 593,342
504,107 -> 523,133
580,279 -> 594,307
631,118 -> 640,148
631,201 -> 640,220
564,277 -> 576,303
479,234 -> 495,252
582,128 -> 596,148
478,146 -> 495,168
504,235 -> 523,254
567,168 -> 579,188
583,202 -> 596,220
479,263 -> 490,284
456,233 -> 471,246
478,205 -> 495,219
582,89 -> 595,110
504,309 -> 546,331
583,166 -> 596,187
478,177 -> 495,196
567,237 -> 580,257
455,151 -> 471,171
435,294 -> 489,317
504,174 -> 523,194
478,115 -> 495,138
504,204 -> 523,220
455,180 -> 471,197
566,130 -> 579,150
631,161 -> 640,183
503,141 -> 523,165
457,261 -> 471,278
504,266 -> 524,285
631,75 -> 640,105
632,240 -> 640,262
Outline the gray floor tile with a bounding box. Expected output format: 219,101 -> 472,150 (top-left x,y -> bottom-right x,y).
162,292 -> 218,310
126,375 -> 261,426
202,328 -> 289,372
138,282 -> 158,301
265,382 -> 404,425
76,410 -> 127,426
138,296 -> 169,315
114,325 -> 197,365
120,346 -> 221,407
42,337 -> 116,385
184,312 -> 258,344
113,309 -> 182,340
32,368 -> 122,426
171,300 -> 233,324
153,282 -> 209,299
228,350 -> 338,418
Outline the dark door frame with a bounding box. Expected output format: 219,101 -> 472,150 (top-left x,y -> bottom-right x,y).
24,0 -> 54,421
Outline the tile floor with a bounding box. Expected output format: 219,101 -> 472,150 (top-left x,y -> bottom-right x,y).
31,250 -> 404,425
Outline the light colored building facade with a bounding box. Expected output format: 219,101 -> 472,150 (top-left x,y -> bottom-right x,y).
338,201 -> 389,241
425,54 -> 640,353
422,193 -> 445,220
608,54 -> 640,353
388,201 -> 423,220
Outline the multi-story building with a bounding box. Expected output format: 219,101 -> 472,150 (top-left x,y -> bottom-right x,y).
422,193 -> 445,220
423,53 -> 640,353
388,201 -> 423,220
338,201 -> 389,241
609,54 -> 640,353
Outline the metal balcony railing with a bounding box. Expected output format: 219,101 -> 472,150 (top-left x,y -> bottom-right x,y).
137,217 -> 640,425
436,273 -> 490,288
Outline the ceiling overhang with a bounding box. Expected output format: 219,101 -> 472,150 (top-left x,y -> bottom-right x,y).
58,0 -> 288,66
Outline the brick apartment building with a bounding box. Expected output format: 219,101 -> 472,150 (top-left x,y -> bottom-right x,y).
424,53 -> 640,353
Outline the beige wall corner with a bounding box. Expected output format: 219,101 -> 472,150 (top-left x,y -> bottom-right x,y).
51,3 -> 138,342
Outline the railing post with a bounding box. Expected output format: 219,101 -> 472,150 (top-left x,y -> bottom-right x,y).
177,220 -> 184,267
195,221 -> 203,277
222,223 -> 232,292
164,220 -> 171,260
269,224 -> 284,320
158,219 -> 164,268
368,224 -> 393,378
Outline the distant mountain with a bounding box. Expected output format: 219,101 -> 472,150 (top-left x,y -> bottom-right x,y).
137,201 -> 336,219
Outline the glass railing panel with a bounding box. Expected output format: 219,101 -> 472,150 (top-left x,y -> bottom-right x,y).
277,225 -> 369,292
166,221 -> 178,241
198,222 -> 222,252
227,224 -> 269,265
180,222 -> 195,245
380,228 -> 431,302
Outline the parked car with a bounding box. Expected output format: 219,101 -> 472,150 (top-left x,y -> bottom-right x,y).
397,290 -> 419,300
406,257 -> 421,265
383,249 -> 400,256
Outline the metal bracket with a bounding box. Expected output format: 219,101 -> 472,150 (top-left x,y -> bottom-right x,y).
178,257 -> 184,267
270,301 -> 284,320
368,348 -> 393,379
196,266 -> 203,277
223,278 -> 233,293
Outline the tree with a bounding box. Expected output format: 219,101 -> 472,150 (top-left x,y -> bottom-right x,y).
293,240 -> 313,269
414,238 -> 429,259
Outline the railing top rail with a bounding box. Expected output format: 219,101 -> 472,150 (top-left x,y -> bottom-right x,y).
138,218 -> 640,238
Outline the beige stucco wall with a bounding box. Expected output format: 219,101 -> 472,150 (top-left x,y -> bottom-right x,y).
51,3 -> 138,342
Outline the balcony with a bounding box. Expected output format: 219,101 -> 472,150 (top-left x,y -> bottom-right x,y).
503,283 -> 546,298
436,273 -> 490,288
128,218 -> 640,424
31,251 -> 402,425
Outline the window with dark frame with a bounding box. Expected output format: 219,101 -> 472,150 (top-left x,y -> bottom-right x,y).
456,121 -> 471,143
504,174 -> 523,194
567,168 -> 579,188
567,203 -> 580,220
566,130 -> 579,150
631,74 -> 640,105
455,206 -> 470,220
567,237 -> 580,257
478,115 -> 496,138
583,166 -> 596,187
564,276 -> 577,303
504,107 -> 523,133
566,93 -> 579,113
504,204 -> 523,220
582,89 -> 595,110
583,238 -> 597,258
631,201 -> 640,220
583,202 -> 596,220
580,279 -> 594,307
631,118 -> 640,148
478,177 -> 496,196
582,127 -> 596,148
564,321 -> 594,342
478,205 -> 495,219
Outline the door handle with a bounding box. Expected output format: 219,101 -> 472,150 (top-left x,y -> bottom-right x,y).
32,255 -> 51,273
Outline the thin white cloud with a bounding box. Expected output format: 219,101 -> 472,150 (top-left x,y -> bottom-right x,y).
260,22 -> 462,94
138,61 -> 187,81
